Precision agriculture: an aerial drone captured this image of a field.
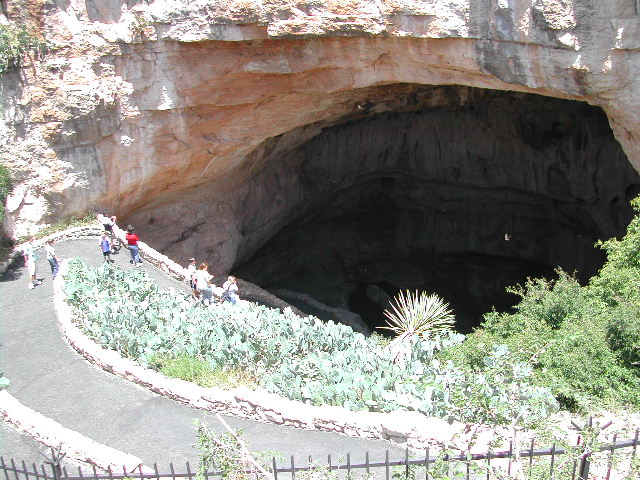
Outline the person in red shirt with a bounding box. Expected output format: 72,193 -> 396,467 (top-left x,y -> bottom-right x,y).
125,225 -> 142,266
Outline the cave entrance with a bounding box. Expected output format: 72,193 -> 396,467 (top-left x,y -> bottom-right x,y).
233,86 -> 640,334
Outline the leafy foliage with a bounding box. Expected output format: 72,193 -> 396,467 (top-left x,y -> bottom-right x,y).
149,354 -> 255,389
0,163 -> 10,225
452,345 -> 558,426
64,260 -> 556,425
445,198 -> 640,412
0,23 -> 45,73
0,163 -> 12,263
195,421 -> 270,480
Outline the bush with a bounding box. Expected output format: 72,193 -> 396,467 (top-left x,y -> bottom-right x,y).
0,163 -> 10,225
443,271 -> 640,411
445,199 -> 640,412
64,259 -> 557,425
606,300 -> 640,368
149,354 -> 255,389
451,345 -> 558,427
0,23 -> 45,73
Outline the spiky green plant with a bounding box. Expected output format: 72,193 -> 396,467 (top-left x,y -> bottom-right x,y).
381,290 -> 455,338
380,290 -> 455,364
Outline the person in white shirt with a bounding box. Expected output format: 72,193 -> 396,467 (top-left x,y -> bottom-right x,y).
185,257 -> 198,299
22,236 -> 40,289
97,212 -> 117,246
45,239 -> 59,279
193,263 -> 214,305
185,258 -> 197,287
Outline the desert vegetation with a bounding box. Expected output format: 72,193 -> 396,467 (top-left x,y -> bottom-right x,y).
443,198 -> 640,413
62,198 -> 640,431
63,259 -> 557,425
0,22 -> 45,73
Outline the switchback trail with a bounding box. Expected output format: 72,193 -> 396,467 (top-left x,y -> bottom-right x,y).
0,239 -> 403,467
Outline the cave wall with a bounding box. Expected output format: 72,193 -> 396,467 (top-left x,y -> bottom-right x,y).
2,0 -> 640,246
229,88 -> 639,329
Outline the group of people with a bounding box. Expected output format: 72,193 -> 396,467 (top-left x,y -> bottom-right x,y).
97,212 -> 143,266
22,236 -> 59,289
186,258 -> 239,306
99,211 -> 239,305
22,212 -> 240,305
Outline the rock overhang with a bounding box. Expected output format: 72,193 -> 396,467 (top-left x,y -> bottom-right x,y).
3,1 -> 640,324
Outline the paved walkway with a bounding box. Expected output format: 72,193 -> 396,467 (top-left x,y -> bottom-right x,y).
0,239 -> 403,468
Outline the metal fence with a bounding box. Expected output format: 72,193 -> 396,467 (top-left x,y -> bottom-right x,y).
2,430 -> 639,480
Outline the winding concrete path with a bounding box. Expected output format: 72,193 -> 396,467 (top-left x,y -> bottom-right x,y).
0,239 -> 403,469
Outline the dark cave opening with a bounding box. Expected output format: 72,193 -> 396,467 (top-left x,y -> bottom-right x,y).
233,86 -> 640,334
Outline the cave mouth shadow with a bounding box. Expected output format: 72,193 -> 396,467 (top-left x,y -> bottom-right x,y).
230,86 -> 639,334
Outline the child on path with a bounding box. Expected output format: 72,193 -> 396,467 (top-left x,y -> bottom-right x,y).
100,232 -> 113,263
22,236 -> 40,289
222,276 -> 239,305
45,239 -> 59,279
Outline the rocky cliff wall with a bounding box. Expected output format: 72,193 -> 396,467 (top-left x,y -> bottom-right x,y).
2,0 -> 640,269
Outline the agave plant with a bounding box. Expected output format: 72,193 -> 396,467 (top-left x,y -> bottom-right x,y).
379,290 -> 455,364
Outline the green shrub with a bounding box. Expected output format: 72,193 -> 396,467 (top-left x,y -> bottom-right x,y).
150,354 -> 255,389
451,345 -> 558,426
0,23 -> 45,73
445,198 -> 640,412
503,270 -> 604,329
535,316 -> 640,410
606,300 -> 640,368
63,259 -> 557,425
0,163 -> 10,225
443,270 -> 640,411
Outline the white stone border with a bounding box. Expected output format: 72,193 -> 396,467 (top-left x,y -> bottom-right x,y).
3,223 -> 493,451
53,259 -> 468,450
0,226 -> 105,275
0,390 -> 150,472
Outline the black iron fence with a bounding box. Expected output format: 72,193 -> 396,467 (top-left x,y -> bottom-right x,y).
2,430 -> 639,480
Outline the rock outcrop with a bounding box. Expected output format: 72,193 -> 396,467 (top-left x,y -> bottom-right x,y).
3,0 -> 640,325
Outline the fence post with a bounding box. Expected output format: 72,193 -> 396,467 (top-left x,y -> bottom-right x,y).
578,454 -> 590,480
43,447 -> 63,480
385,450 -> 390,480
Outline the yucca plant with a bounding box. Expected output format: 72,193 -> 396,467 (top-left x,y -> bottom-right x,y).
379,290 -> 455,364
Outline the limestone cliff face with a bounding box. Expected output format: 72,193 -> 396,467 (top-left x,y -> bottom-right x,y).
2,0 -> 640,268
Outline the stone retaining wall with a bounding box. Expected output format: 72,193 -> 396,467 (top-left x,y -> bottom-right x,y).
0,226 -> 104,275
53,258 -> 482,451
0,391 -> 150,472
2,224 -> 497,454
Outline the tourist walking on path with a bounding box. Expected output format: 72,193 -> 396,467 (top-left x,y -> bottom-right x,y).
22,236 -> 40,289
194,263 -> 214,305
185,257 -> 198,298
100,232 -> 113,263
125,225 -> 142,266
186,258 -> 197,288
97,212 -> 117,245
222,275 -> 239,305
45,239 -> 60,279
